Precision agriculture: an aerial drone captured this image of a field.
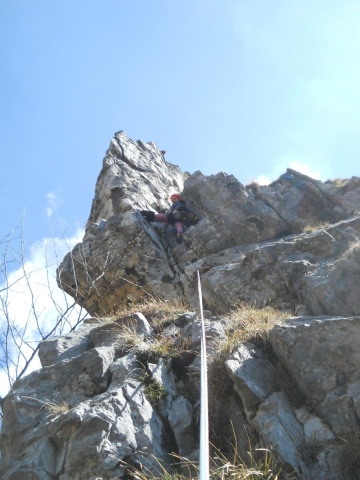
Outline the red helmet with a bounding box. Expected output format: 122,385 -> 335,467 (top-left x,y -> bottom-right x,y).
170,193 -> 183,202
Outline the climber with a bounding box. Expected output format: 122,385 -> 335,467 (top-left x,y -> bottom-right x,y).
140,194 -> 198,243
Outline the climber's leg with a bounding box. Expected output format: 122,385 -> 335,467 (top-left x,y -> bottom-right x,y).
154,213 -> 169,223
174,221 -> 184,235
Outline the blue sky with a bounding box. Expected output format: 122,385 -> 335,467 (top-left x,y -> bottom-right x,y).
0,0 -> 360,395
1,0 -> 360,249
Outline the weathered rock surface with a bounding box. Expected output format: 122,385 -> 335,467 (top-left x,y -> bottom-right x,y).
1,131 -> 360,479
57,131 -> 360,319
252,392 -> 310,478
0,318 -> 176,479
271,316 -> 360,435
225,343 -> 278,421
3,310 -> 360,479
57,131 -> 187,314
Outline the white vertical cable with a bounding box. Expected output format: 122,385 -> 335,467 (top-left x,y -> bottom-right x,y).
197,270 -> 209,480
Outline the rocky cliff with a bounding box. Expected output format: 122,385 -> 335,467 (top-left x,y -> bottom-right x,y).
1,131 -> 360,480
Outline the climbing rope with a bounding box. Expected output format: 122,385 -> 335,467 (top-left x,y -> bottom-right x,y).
197,270 -> 209,480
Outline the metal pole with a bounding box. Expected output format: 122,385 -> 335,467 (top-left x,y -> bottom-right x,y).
197,270 -> 209,480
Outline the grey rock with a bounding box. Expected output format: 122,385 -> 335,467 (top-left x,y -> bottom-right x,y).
110,352 -> 141,385
0,347 -> 115,469
168,396 -> 198,458
295,406 -> 335,443
147,358 -> 178,415
59,474 -> 73,480
271,315 -> 360,434
89,313 -> 152,348
57,131 -> 187,315
0,438 -> 56,480
252,392 -> 310,479
146,358 -> 199,457
225,343 -> 278,421
57,133 -> 360,321
0,351 -> 172,479
183,317 -> 226,347
187,355 -> 201,375
3,132 -> 360,479
89,219 -> 107,235
189,217 -> 360,315
38,321 -> 95,367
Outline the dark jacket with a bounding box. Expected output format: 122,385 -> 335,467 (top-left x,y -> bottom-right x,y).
167,200 -> 186,224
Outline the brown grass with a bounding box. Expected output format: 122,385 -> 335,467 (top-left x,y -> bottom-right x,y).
214,304 -> 289,360
337,432 -> 360,480
110,297 -> 190,330
207,305 -> 289,397
21,396 -> 71,417
104,318 -> 193,363
302,221 -> 331,234
120,441 -> 284,479
330,178 -> 349,188
342,239 -> 360,257
44,402 -> 71,416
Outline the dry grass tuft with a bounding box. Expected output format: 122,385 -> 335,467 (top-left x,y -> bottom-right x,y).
330,178 -> 349,188
109,322 -> 192,363
208,305 -> 288,397
302,221 -> 331,234
44,402 -> 71,416
120,441 -> 284,479
111,323 -> 150,353
342,239 -> 360,258
21,396 -> 70,417
110,297 -> 190,330
337,432 -> 360,480
215,304 -> 289,361
96,298 -> 194,361
145,336 -> 180,360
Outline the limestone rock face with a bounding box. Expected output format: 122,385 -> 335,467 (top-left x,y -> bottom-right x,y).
57,131 -> 187,315
0,314 -> 197,480
2,311 -> 360,479
57,132 -> 360,319
2,132 -> 360,479
271,316 -> 360,435
225,343 -> 278,421
252,392 -> 310,478
189,217 -> 360,315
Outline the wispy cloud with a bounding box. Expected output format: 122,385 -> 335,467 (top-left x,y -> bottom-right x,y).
250,157 -> 324,187
229,0 -> 360,178
46,190 -> 63,217
287,161 -> 322,180
273,156 -> 323,181
0,228 -> 86,397
254,174 -> 271,186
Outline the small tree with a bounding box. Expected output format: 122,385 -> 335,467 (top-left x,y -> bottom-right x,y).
0,220 -> 88,404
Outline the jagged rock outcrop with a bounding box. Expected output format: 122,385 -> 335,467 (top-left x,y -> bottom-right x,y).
1,131 -> 360,480
57,131 -> 360,318
0,314 -> 191,480
2,310 -> 360,479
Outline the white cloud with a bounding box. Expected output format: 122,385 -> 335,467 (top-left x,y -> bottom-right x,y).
250,156 -> 325,189
270,155 -> 324,182
254,174 -> 270,186
287,161 -> 322,180
0,228 -> 86,397
46,190 -> 63,217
